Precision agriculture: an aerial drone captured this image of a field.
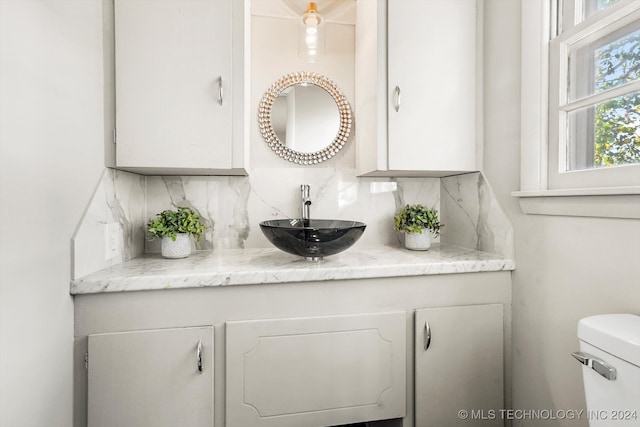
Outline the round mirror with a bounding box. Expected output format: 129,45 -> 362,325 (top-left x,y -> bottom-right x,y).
258,72 -> 352,165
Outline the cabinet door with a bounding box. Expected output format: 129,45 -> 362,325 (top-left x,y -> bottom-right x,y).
415,305 -> 503,427
226,312 -> 406,427
88,326 -> 214,427
114,0 -> 232,171
387,0 -> 477,173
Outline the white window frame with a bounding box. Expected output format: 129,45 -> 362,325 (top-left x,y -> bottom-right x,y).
515,0 -> 640,219
550,0 -> 640,189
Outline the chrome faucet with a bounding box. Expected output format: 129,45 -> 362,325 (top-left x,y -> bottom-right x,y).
300,184 -> 311,223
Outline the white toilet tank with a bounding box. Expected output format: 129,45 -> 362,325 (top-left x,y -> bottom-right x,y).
574,314 -> 640,427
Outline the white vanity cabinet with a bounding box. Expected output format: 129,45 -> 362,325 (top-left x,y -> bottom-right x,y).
113,0 -> 248,175
414,305 -> 504,427
225,312 -> 406,427
356,0 -> 478,176
73,272 -> 512,427
87,326 -> 214,427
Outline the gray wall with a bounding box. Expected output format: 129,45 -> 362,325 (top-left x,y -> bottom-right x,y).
0,1 -> 105,426
482,1 -> 640,426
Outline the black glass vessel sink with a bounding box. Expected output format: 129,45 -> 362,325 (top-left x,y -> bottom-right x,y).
259,219 -> 366,261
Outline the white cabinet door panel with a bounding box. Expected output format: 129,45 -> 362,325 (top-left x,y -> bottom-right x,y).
356,0 -> 477,175
114,0 -> 232,170
226,312 -> 406,427
88,326 -> 214,427
415,304 -> 503,427
387,0 -> 477,173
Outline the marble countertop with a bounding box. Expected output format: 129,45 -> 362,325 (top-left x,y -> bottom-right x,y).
70,244 -> 515,295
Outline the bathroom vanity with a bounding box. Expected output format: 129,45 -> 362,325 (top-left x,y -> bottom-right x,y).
74,0 -> 513,424
72,245 -> 513,427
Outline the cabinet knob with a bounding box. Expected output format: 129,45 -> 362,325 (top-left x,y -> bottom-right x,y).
197,339 -> 203,374
217,77 -> 224,106
424,321 -> 431,351
394,85 -> 401,112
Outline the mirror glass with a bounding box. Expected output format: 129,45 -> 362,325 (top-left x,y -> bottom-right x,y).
258,72 -> 352,165
271,84 -> 340,154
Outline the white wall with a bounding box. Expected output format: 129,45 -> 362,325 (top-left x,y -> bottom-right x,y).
0,1 -> 105,426
482,1 -> 640,426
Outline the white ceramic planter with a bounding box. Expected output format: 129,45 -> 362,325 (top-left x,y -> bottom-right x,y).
161,233 -> 192,259
404,229 -> 431,251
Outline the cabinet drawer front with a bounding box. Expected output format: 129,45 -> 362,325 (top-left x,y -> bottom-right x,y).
88,326 -> 214,427
226,312 -> 406,427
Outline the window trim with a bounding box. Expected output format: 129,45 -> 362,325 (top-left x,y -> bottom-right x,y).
514,0 -> 640,218
519,0 -> 551,193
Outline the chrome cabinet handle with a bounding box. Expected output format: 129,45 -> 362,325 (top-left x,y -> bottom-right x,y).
197,340 -> 203,374
572,351 -> 616,381
424,321 -> 431,351
217,77 -> 223,105
394,85 -> 401,112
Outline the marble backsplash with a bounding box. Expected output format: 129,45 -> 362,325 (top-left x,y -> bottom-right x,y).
441,172 -> 514,258
72,169 -> 146,279
145,168 -> 441,252
72,168 -> 513,279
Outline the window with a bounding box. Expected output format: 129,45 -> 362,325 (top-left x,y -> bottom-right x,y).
516,0 -> 640,219
584,0 -> 621,19
549,0 -> 640,189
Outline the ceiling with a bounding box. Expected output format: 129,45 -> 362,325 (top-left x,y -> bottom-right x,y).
251,0 -> 356,25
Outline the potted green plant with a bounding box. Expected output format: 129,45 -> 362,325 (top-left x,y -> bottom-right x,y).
147,206 -> 206,259
393,204 -> 443,251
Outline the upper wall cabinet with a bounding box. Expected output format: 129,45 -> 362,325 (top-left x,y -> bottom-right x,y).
356,0 -> 478,177
113,0 -> 248,175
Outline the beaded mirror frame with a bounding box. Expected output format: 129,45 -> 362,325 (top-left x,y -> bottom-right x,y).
258,72 -> 352,165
